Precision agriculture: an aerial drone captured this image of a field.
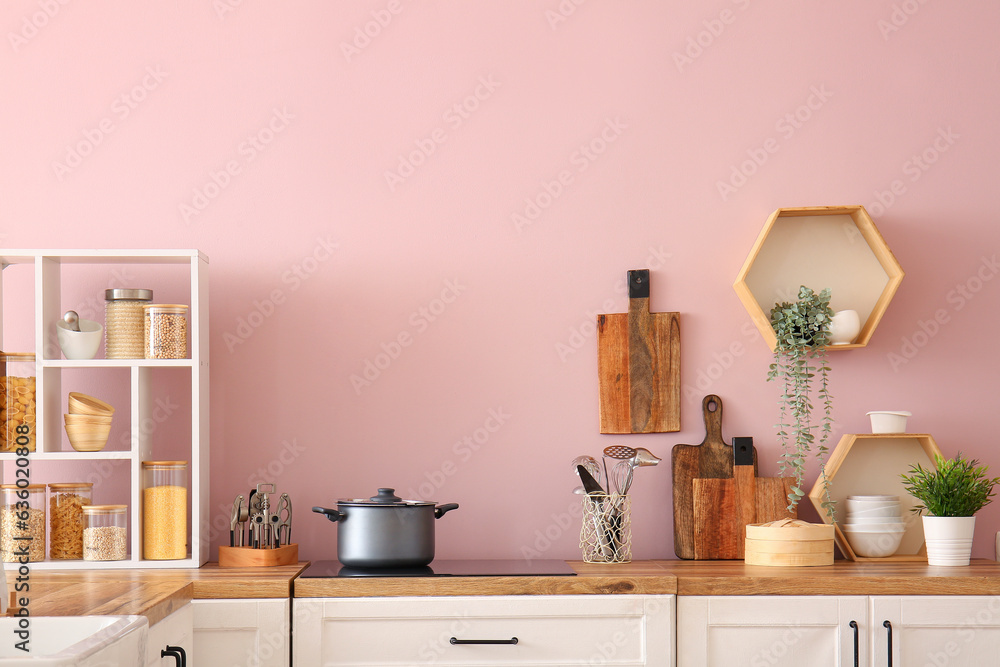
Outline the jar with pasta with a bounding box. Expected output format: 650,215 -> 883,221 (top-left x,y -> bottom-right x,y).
0,353 -> 36,453
105,288 -> 153,359
142,461 -> 187,560
1,484 -> 45,562
143,304 -> 189,359
48,482 -> 93,560
83,505 -> 127,561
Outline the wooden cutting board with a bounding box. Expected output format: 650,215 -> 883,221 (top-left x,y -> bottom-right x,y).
671,395 -> 756,559
597,269 -> 680,434
692,437 -> 796,559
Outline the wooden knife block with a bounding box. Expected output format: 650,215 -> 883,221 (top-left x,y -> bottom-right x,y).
219,544 -> 298,567
692,469 -> 795,559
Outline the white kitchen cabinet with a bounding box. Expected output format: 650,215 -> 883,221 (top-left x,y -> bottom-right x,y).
293,594 -> 675,666
193,598 -> 290,667
677,596 -> 868,667
872,596 -> 1000,666
147,603 -> 195,666
0,249 -> 209,568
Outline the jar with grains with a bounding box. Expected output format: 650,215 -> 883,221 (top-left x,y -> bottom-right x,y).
105,288 -> 153,359
1,484 -> 45,562
143,461 -> 187,560
83,505 -> 127,561
0,353 -> 36,453
48,482 -> 93,560
143,304 -> 189,359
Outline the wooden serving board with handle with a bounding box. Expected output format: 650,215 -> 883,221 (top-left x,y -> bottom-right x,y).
671,395 -> 756,559
692,437 -> 796,559
597,269 -> 680,434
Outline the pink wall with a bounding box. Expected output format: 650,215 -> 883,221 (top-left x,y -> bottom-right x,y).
3,1 -> 1000,561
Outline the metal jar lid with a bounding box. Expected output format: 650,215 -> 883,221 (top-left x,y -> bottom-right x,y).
337,487 -> 434,507
105,288 -> 153,301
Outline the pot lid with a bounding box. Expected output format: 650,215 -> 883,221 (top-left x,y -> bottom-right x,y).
337,487 -> 435,507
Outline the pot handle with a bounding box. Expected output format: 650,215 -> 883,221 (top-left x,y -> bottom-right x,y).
312,506 -> 345,523
434,503 -> 459,519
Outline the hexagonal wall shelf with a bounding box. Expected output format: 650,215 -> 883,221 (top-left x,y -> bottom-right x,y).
734,205 -> 904,351
808,434 -> 943,562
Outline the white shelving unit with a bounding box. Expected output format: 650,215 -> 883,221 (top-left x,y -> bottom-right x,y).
0,249 -> 209,569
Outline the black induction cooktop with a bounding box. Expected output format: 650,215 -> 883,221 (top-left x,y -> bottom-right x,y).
301,559 -> 577,578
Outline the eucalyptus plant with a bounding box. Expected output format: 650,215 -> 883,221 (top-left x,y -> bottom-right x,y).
900,453 -> 1000,517
767,285 -> 835,521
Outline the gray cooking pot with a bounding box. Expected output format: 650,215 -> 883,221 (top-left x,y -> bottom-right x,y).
312,488 -> 459,567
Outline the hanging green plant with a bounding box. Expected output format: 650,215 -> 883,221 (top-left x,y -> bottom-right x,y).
767,285 -> 836,521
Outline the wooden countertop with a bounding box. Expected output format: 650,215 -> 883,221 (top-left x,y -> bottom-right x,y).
26,562 -> 308,620
294,559 -> 1000,598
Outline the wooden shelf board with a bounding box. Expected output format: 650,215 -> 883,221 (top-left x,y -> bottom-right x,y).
733,205 -> 904,351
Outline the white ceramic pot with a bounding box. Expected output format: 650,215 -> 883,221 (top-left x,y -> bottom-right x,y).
56,319 -> 103,360
829,309 -> 861,345
866,410 -> 912,434
923,515 -> 975,566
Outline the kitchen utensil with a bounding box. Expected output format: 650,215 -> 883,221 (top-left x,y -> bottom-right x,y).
576,465 -> 605,495
67,392 -> 114,416
56,318 -> 103,360
672,396 -> 758,559
576,466 -> 615,560
597,269 -> 681,433
312,488 -> 459,567
572,456 -> 603,490
632,447 -> 662,467
277,493 -> 292,546
63,310 -> 81,332
692,437 -> 794,559
229,495 -> 244,547
610,460 -> 633,495
603,444 -> 636,460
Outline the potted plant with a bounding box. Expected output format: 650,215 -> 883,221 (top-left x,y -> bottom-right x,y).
900,453 -> 1000,566
767,285 -> 836,521
746,286 -> 837,567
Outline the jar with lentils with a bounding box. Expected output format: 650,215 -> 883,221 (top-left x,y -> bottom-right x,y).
1,484 -> 45,562
48,482 -> 93,560
144,304 -> 189,359
105,289 -> 153,359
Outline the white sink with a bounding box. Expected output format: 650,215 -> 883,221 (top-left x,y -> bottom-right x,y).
0,615 -> 147,666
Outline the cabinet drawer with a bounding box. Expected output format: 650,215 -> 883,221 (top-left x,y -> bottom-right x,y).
295,595 -> 673,666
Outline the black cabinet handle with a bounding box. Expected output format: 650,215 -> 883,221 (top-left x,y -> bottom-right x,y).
849,620 -> 859,667
161,645 -> 187,667
450,636 -> 518,645
884,620 -> 893,667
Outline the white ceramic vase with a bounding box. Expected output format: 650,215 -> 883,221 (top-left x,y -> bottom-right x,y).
829,309 -> 861,345
923,515 -> 975,566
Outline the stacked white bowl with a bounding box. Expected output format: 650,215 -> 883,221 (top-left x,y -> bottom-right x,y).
843,495 -> 905,557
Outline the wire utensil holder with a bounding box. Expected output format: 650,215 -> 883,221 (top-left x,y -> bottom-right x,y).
580,493 -> 631,563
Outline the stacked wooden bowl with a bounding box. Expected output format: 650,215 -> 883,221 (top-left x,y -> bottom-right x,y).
65,392 -> 114,452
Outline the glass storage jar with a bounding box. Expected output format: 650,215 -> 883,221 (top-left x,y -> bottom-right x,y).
1,484 -> 45,562
142,461 -> 187,560
48,482 -> 93,560
105,288 -> 153,359
0,353 -> 36,453
83,505 -> 128,561
143,304 -> 189,359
